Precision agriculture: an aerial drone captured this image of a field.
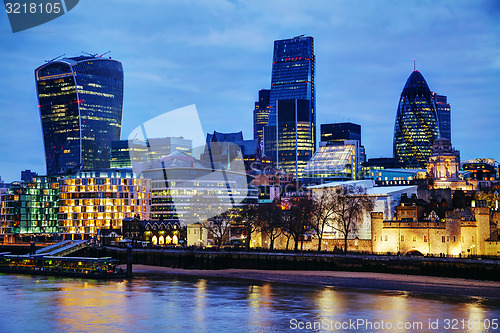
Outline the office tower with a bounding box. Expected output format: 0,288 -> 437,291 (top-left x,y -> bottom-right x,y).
276,99 -> 314,178
394,70 -> 439,168
253,89 -> 271,141
35,55 -> 124,175
321,122 -> 361,144
264,35 -> 315,158
433,93 -> 451,141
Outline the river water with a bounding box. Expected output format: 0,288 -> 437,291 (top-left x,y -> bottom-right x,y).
1,273 -> 500,332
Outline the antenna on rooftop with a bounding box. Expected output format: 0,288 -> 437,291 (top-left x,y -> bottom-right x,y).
414,59 -> 416,71
81,51 -> 98,57
97,51 -> 110,58
294,34 -> 305,38
45,54 -> 65,63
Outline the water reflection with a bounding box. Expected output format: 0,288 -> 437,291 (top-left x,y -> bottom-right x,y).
1,273 -> 500,333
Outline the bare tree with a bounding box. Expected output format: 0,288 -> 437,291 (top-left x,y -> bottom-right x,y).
310,188 -> 337,251
235,204 -> 260,251
202,209 -> 234,249
284,196 -> 313,251
257,199 -> 283,250
328,185 -> 375,253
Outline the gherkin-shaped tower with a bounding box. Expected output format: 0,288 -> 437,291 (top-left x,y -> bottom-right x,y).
393,70 -> 439,168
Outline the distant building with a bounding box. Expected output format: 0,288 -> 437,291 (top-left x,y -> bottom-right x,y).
426,139 -> 477,192
394,70 -> 440,168
321,122 -> 361,144
253,89 -> 271,141
462,158 -> 498,181
21,170 -> 38,182
302,140 -> 361,184
143,150 -> 257,225
122,218 -> 187,246
111,137 -> 192,170
202,131 -> 270,171
110,140 -> 148,169
264,35 -> 316,159
35,55 -> 124,175
365,168 -> 426,186
433,93 -> 451,141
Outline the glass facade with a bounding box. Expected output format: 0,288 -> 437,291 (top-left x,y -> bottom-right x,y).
265,36 -> 315,158
394,70 -> 439,168
302,141 -> 360,182
276,99 -> 314,178
35,56 -> 124,175
253,89 -> 271,141
433,93 -> 451,141
0,177 -> 59,235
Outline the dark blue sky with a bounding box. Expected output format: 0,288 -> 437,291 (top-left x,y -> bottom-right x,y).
0,0 -> 499,181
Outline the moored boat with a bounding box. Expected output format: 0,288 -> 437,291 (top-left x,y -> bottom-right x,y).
0,253 -> 127,279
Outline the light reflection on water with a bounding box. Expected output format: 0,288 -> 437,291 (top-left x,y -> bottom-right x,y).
0,273 -> 499,333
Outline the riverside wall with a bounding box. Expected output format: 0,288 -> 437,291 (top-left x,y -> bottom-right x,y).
77,246 -> 500,282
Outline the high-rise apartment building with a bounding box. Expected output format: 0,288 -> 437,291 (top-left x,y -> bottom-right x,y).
276,99 -> 314,178
394,70 -> 440,168
264,36 -> 315,159
253,89 -> 271,141
35,55 -> 124,175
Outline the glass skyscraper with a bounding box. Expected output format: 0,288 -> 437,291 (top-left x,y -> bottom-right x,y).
253,89 -> 271,141
433,93 -> 451,141
35,55 -> 124,175
264,35 -> 316,164
394,70 -> 440,168
276,99 -> 314,178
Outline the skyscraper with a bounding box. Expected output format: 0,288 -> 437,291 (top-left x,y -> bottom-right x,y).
276,99 -> 314,178
264,35 -> 316,165
253,89 -> 271,141
35,55 -> 124,175
394,70 -> 440,168
433,93 -> 451,141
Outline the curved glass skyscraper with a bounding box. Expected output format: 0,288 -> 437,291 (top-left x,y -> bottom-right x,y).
393,70 -> 439,168
35,56 -> 124,175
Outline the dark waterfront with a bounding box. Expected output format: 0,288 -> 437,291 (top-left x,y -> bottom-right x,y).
1,273 -> 500,332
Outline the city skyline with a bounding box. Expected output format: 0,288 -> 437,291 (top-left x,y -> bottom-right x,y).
0,1 -> 499,181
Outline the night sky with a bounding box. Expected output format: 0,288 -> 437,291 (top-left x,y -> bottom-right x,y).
0,0 -> 499,181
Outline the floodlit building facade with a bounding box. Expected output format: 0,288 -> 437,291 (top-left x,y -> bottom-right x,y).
372,202 -> 491,257
58,170 -> 151,239
35,55 -> 124,175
